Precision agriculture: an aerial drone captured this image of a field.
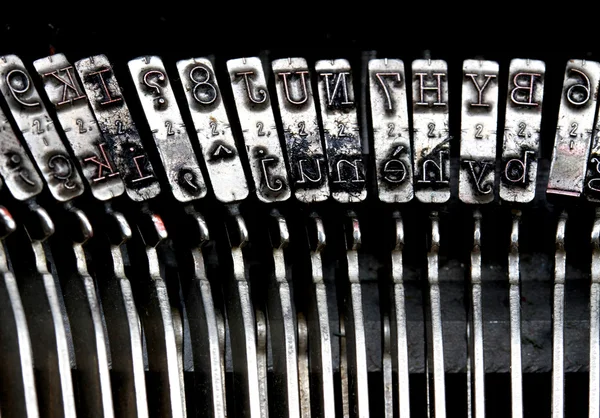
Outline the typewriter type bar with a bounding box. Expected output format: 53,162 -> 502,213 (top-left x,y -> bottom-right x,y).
265,212 -> 301,416
176,57 -> 249,203
33,53 -> 126,201
128,56 -> 206,202
0,54 -> 84,202
304,214 -> 336,418
500,59 -> 545,203
459,59 -> 499,204
49,207 -> 115,418
220,214 -> 265,417
591,210 -> 600,418
315,59 -> 368,203
412,59 -> 450,204
128,212 -> 187,417
89,210 -> 149,418
272,58 -> 330,203
552,212 -> 567,418
390,213 -> 410,418
75,55 -> 161,202
469,211 -> 485,417
368,59 -> 413,203
426,212 -> 446,417
0,207 -> 39,418
176,210 -> 227,417
509,211 -> 523,418
227,57 -> 291,203
342,213 -> 370,416
5,204 -> 78,418
547,59 -> 600,197
0,107 -> 43,201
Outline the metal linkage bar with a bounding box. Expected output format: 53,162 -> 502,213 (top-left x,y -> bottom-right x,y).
175,208 -> 227,417
390,212 -> 410,418
49,207 -> 114,417
303,213 -> 336,418
0,206 -> 39,418
469,210 -> 485,418
590,209 -> 600,418
342,212 -> 369,417
266,211 -> 300,417
552,212 -> 567,418
426,211 -> 446,418
509,210 -> 523,418
89,210 -> 149,418
220,212 -> 265,417
126,211 -> 186,417
5,204 -> 76,418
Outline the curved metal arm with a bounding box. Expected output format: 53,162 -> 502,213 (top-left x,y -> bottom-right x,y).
590,209 -> 600,418
181,208 -> 227,417
0,206 -> 39,418
342,211 -> 369,417
304,213 -> 335,418
391,211 -> 410,418
93,210 -> 148,418
128,211 -> 186,417
469,210 -> 484,418
552,211 -> 567,418
266,210 -> 300,417
53,206 -> 114,418
222,212 -> 264,417
426,211 -> 445,418
509,210 -> 523,418
8,203 -> 77,418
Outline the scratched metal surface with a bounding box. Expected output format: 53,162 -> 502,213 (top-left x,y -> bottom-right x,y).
0,18 -> 598,418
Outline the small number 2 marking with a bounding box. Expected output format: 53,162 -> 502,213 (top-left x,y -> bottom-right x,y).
165,121 -> 175,136
475,124 -> 483,139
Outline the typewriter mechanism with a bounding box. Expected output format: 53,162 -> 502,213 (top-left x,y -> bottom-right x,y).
0,21 -> 599,418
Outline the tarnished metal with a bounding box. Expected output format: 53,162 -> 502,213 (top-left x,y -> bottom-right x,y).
297,313 -> 311,418
33,53 -> 125,201
382,315 -> 393,418
459,60 -> 499,204
368,58 -> 413,203
227,57 -> 290,203
0,106 -> 43,201
548,59 -> 600,197
256,308 -> 269,417
272,58 -> 329,203
75,55 -> 161,201
411,60 -> 450,204
315,59 -> 367,203
176,57 -> 249,203
128,56 -> 206,202
0,54 -> 84,202
500,59 -> 545,203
